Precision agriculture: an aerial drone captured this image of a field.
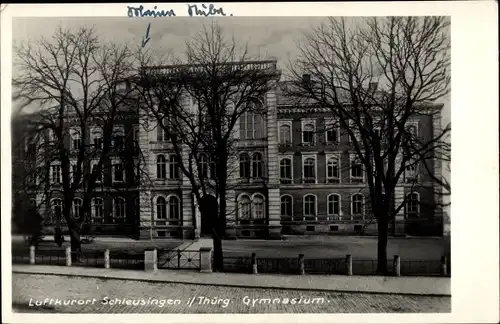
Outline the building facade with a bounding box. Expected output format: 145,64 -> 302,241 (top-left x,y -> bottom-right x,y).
11,61 -> 444,240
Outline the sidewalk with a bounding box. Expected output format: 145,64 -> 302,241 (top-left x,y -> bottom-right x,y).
12,264 -> 450,297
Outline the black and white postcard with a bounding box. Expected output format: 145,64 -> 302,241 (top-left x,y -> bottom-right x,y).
1,2 -> 498,324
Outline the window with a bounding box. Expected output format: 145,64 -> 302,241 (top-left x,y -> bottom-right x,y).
280,158 -> 292,183
406,193 -> 420,216
327,194 -> 341,217
238,195 -> 251,220
113,127 -> 125,150
252,194 -> 265,219
199,154 -> 208,178
302,123 -> 315,145
240,112 -> 264,139
351,194 -> 364,215
279,124 -> 291,144
405,159 -> 418,181
156,196 -> 167,219
252,153 -> 264,178
51,199 -> 63,225
239,153 -> 250,178
303,195 -> 317,217
169,155 -> 180,179
157,118 -> 169,142
280,195 -> 293,217
91,160 -> 103,183
157,155 -> 167,179
303,157 -> 316,183
168,196 -> 180,219
325,119 -> 339,144
73,198 -> 83,219
326,156 -> 340,183
113,160 -> 125,182
92,128 -> 103,151
113,198 -> 126,222
350,156 -> 363,181
50,164 -> 61,184
71,128 -> 81,151
92,198 -> 104,223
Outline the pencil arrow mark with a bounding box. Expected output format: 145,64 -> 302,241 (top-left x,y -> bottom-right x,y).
141,23 -> 151,48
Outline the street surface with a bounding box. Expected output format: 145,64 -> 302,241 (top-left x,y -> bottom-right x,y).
12,274 -> 450,313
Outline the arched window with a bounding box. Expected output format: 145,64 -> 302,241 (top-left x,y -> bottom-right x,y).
280,195 -> 293,217
156,196 -> 167,219
157,117 -> 169,142
73,198 -> 83,219
169,154 -> 180,179
168,196 -> 180,219
303,195 -> 316,217
239,153 -> 250,178
350,157 -> 363,180
406,193 -> 420,216
327,157 -> 340,180
199,154 -> 208,178
92,198 -> 104,223
252,194 -> 265,219
252,153 -> 263,178
238,195 -> 251,220
280,158 -> 292,183
351,194 -> 364,215
303,157 -> 316,182
302,123 -> 314,144
327,194 -> 341,216
240,112 -> 264,139
279,124 -> 291,144
50,198 -> 63,224
157,155 -> 166,179
113,198 -> 126,222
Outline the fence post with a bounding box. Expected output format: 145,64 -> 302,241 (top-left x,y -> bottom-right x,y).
65,247 -> 72,267
251,253 -> 258,274
29,246 -> 35,265
200,247 -> 213,273
177,249 -> 181,269
104,249 -> 110,269
144,249 -> 157,272
393,255 -> 400,276
441,255 -> 448,276
298,254 -> 305,275
346,254 -> 353,276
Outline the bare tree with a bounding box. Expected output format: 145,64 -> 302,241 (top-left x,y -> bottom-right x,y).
135,22 -> 280,271
12,26 -> 144,259
285,17 -> 450,273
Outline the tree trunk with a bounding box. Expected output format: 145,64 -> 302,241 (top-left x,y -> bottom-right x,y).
69,226 -> 82,263
376,217 -> 389,274
212,189 -> 226,272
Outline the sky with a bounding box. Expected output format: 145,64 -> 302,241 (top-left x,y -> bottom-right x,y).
12,16 -> 450,126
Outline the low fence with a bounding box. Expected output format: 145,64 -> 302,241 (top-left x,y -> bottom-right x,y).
222,253 -> 450,277
12,247 -> 143,270
12,246 -> 450,277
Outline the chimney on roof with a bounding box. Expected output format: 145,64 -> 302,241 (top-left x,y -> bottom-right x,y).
302,74 -> 311,83
369,82 -> 378,92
